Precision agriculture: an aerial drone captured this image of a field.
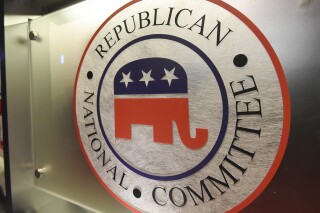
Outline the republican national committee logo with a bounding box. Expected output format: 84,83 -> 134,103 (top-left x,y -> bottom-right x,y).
114,57 -> 209,150
74,0 -> 290,212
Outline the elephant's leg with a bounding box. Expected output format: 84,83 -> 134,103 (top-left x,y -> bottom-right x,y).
173,98 -> 208,150
114,99 -> 132,140
153,119 -> 173,144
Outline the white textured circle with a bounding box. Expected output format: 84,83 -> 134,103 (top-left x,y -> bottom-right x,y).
74,0 -> 290,212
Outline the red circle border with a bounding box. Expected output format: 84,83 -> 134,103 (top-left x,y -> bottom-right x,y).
73,0 -> 291,212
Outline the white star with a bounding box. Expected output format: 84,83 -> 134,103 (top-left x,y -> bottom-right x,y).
139,70 -> 155,87
161,68 -> 179,86
120,72 -> 134,88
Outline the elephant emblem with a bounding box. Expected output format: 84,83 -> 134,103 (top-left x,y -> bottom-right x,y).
114,58 -> 208,150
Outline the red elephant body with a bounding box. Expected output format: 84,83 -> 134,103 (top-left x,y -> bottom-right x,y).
114,98 -> 208,150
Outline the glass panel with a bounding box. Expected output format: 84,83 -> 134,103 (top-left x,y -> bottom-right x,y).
4,22 -> 66,213
30,1 -> 130,211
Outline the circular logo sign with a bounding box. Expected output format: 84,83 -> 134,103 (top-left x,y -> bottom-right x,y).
74,0 -> 290,212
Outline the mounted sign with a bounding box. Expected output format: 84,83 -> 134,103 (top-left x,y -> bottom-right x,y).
74,0 -> 290,212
